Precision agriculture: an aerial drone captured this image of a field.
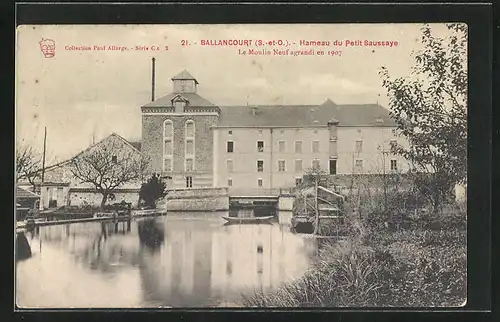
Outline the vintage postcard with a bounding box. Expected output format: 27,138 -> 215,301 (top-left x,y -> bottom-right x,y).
15,24 -> 467,308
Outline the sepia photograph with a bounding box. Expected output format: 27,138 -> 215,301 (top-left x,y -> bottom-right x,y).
15,23 -> 467,308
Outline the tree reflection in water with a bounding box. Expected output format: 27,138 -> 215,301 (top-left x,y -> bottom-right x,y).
72,221 -> 138,273
137,219 -> 165,252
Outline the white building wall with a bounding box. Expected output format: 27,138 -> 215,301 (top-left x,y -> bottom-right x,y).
214,127 -> 330,191
336,126 -> 410,175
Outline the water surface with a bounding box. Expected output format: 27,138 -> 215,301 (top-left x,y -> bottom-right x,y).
16,212 -> 319,308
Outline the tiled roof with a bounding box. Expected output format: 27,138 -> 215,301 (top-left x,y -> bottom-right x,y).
142,92 -> 216,108
171,70 -> 199,84
45,133 -> 141,170
217,100 -> 396,127
17,186 -> 40,199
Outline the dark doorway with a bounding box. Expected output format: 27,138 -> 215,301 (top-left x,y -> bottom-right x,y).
329,159 -> 337,175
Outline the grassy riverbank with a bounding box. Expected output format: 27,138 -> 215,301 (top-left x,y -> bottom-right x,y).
243,210 -> 466,307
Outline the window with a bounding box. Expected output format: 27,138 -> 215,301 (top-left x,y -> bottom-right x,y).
295,159 -> 303,172
355,159 -> 364,171
185,121 -> 195,137
228,179 -> 233,187
164,139 -> 173,155
257,160 -> 264,172
391,160 -> 398,171
186,176 -> 193,188
295,141 -> 302,153
164,120 -> 174,165
312,159 -> 320,169
280,130 -> 284,135
314,129 -> 318,134
278,141 -> 285,153
390,140 -> 398,149
228,130 -> 233,135
295,177 -> 303,186
258,179 -> 263,187
164,121 -> 173,137
278,160 -> 285,172
111,155 -> 117,163
186,139 -> 194,155
257,141 -> 264,152
227,160 -> 233,173
163,158 -> 172,172
175,101 -> 185,112
180,80 -> 187,93
312,140 -> 320,153
329,159 -> 337,175
258,130 -> 263,135
186,158 -> 194,172
355,140 -> 363,153
227,141 -> 234,153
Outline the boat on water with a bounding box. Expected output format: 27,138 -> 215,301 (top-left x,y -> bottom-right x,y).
221,215 -> 274,224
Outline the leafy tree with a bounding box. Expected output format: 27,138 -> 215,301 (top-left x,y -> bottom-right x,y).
70,137 -> 149,209
380,23 -> 467,214
16,142 -> 41,192
139,174 -> 169,209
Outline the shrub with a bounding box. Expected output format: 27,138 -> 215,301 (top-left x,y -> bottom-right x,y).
139,174 -> 168,209
243,229 -> 466,307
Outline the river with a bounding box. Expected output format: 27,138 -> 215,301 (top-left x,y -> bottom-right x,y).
15,211 -> 321,308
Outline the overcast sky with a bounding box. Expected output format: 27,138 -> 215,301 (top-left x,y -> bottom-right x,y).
16,23 -> 454,163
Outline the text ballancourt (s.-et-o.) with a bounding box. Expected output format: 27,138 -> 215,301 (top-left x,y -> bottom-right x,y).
196,39 -> 400,57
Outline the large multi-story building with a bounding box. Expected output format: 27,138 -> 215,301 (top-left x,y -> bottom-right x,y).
141,70 -> 409,192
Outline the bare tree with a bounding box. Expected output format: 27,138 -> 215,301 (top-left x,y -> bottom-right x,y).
69,138 -> 149,209
16,143 -> 41,191
303,164 -> 331,235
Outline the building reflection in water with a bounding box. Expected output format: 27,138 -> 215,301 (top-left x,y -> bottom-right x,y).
16,212 -> 319,307
136,214 -> 315,307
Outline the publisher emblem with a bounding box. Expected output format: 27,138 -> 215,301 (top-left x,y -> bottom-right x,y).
39,38 -> 55,58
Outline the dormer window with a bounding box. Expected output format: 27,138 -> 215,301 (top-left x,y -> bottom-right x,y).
172,95 -> 188,113
175,101 -> 185,112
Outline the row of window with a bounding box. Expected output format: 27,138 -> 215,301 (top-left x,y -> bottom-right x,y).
227,140 -> 321,154
165,158 -> 398,175
163,139 -> 195,155
163,158 -> 195,172
227,159 -> 322,173
163,120 -> 195,137
226,159 -> 398,174
182,159 -> 397,189
226,139 -> 397,154
226,177 -> 304,188
228,129 -> 320,136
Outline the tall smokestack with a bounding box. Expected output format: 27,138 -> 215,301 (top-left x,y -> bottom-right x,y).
151,57 -> 156,102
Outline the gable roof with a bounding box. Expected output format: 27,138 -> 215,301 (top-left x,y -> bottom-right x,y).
142,92 -> 216,108
217,100 -> 396,127
44,133 -> 141,170
171,70 -> 199,84
17,186 -> 40,199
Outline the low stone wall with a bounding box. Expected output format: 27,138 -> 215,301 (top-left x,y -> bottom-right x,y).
69,189 -> 140,207
159,187 -> 229,212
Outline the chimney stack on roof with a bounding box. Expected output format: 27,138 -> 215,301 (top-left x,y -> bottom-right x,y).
251,106 -> 258,116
